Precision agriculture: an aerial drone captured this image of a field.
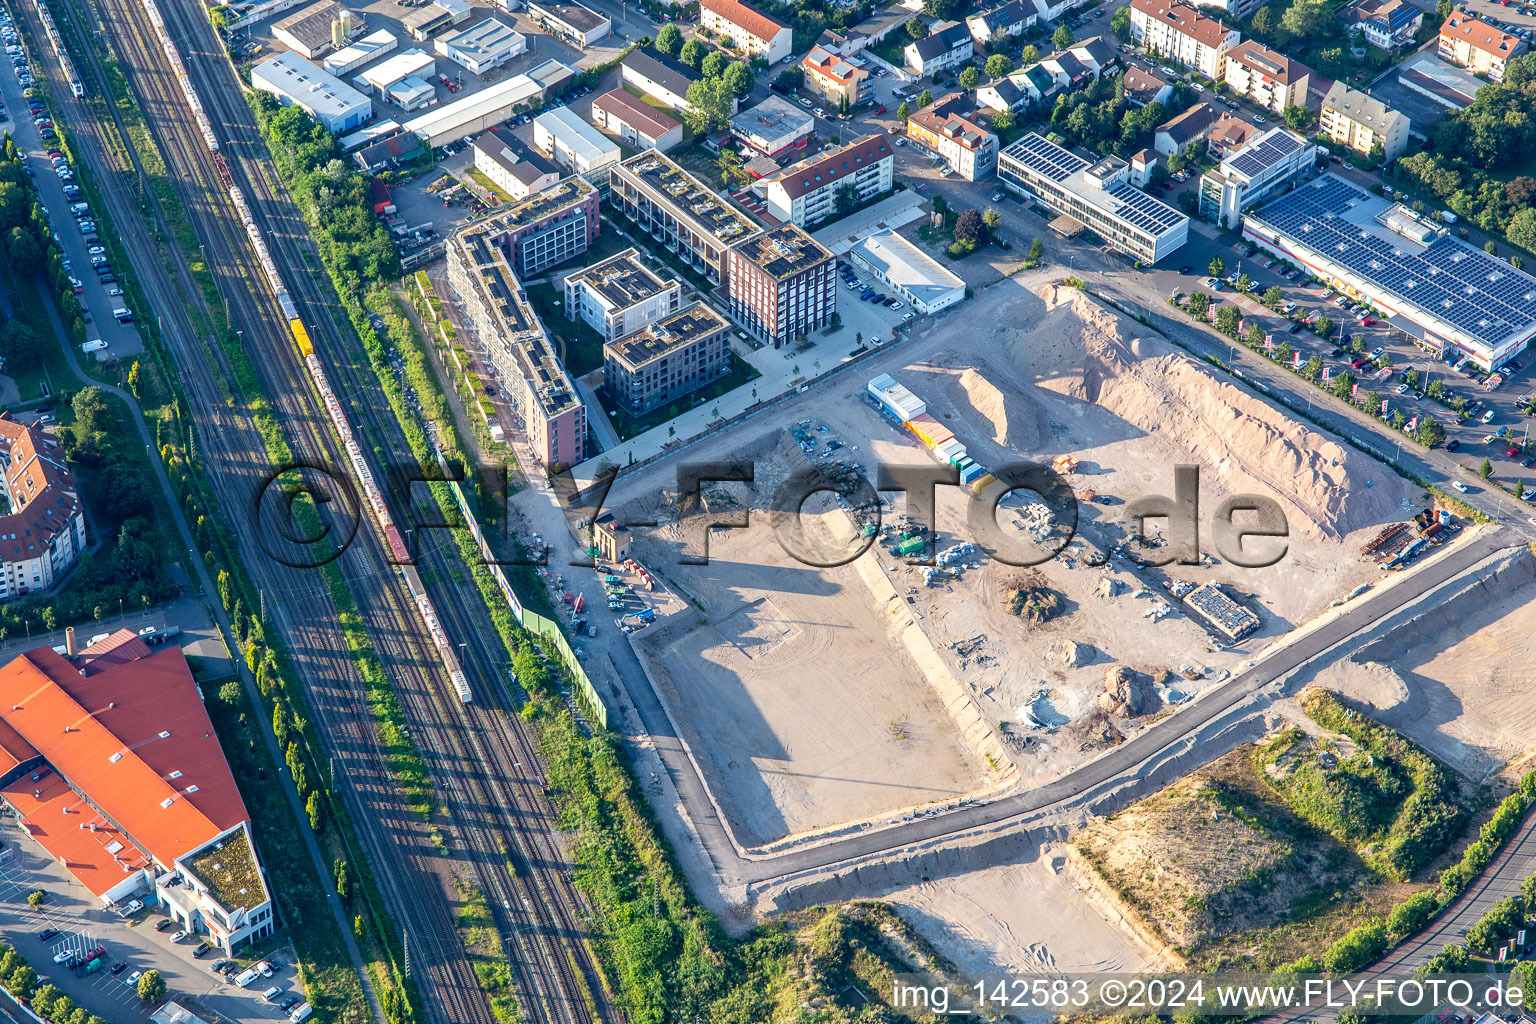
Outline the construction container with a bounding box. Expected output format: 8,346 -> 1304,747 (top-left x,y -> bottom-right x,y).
867,373 -> 926,422
970,473 -> 997,495
896,536 -> 926,557
935,438 -> 968,466
907,413 -> 955,451
959,462 -> 987,486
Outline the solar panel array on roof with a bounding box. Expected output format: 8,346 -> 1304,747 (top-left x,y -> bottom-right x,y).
1106,182 -> 1185,234
1228,130 -> 1302,178
1005,133 -> 1089,182
1252,176 -> 1536,347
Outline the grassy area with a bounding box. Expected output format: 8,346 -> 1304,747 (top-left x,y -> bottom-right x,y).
522,282 -> 605,377
463,167 -> 512,204
450,876 -> 519,1024
607,350 -> 761,441
0,268 -> 71,407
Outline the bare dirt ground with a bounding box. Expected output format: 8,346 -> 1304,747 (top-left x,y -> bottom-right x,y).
1315,548 -> 1536,780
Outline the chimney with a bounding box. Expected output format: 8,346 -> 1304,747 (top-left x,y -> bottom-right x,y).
65,626 -> 77,656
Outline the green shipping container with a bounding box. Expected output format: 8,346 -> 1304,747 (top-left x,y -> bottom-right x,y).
896,536 -> 926,556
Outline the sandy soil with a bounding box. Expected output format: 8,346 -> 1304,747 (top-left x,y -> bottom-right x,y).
889,844 -> 1160,974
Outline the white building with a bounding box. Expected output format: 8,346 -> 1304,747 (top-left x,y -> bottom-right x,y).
563,248 -> 683,342
252,51 -> 373,133
620,47 -> 699,112
905,94 -> 998,181
729,95 -> 815,157
699,0 -> 792,64
998,133 -> 1189,264
591,88 -> 684,152
847,230 -> 965,315
472,127 -> 560,199
534,106 -> 621,174
402,59 -> 572,145
759,134 -> 894,226
1320,80 -> 1409,161
1245,174 -> 1536,371
355,48 -> 435,98
434,16 -> 526,74
1221,40 -> 1311,116
1128,0 -> 1239,79
528,0 -> 610,48
0,416 -> 84,598
1197,126 -> 1316,228
966,0 -> 1032,47
1352,0 -> 1422,49
323,28 -> 397,77
904,22 -> 973,76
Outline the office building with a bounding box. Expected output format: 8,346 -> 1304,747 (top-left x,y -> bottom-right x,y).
729,95 -> 815,157
528,1 -> 611,48
1222,40 -> 1311,116
620,47 -> 699,111
251,52 -> 372,133
591,88 -> 684,151
434,17 -> 526,74
1197,126 -> 1316,227
1352,0 -> 1421,49
700,0 -> 792,64
609,150 -> 760,283
603,303 -> 732,415
966,0 -> 1032,46
482,176 -> 597,277
1128,0 -> 1240,79
846,229 -> 964,315
724,224 -> 836,348
802,44 -> 869,107
998,133 -> 1189,263
273,0 -> 355,58
906,94 -> 998,181
1320,81 -> 1409,160
0,641 -> 274,952
564,248 -> 683,342
323,28 -> 396,76
1439,13 -> 1526,80
0,416 -> 84,599
473,127 -> 560,200
401,59 -> 572,146
1245,174 -> 1536,371
759,133 -> 893,226
401,0 -> 470,41
447,222 -> 587,467
904,22 -> 973,76
534,107 -> 621,175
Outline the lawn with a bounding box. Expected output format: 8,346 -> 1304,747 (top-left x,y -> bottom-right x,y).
523,282 -> 606,377
463,167 -> 512,204
1,269 -> 72,407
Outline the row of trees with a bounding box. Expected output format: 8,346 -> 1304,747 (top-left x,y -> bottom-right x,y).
0,943 -> 162,1017
0,140 -> 89,362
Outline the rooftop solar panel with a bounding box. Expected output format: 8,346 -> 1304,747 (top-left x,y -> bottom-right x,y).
1227,131 -> 1303,178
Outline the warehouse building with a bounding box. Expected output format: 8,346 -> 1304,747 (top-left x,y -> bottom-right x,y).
323,27 -> 396,76
724,223 -> 836,348
609,150 -> 760,283
272,0 -> 356,59
401,59 -> 572,146
447,221 -> 587,468
564,248 -> 682,342
998,133 -> 1189,264
620,47 -> 699,111
0,641 -> 274,952
847,229 -> 964,316
604,303 -> 732,416
472,127 -> 560,200
356,48 -> 434,97
251,51 -> 373,133
729,95 -> 815,158
591,88 -> 683,152
0,415 -> 85,598
1197,126 -> 1316,228
1244,174 -> 1536,371
534,107 -> 621,175
402,0 -> 470,41
528,0 -> 610,48
434,16 -> 526,74
759,134 -> 893,227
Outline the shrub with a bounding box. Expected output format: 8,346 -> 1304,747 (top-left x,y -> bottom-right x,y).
1323,922 -> 1388,974
1385,891 -> 1439,936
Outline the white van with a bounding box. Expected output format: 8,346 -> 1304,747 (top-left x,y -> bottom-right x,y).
234,968 -> 261,988
289,1003 -> 313,1023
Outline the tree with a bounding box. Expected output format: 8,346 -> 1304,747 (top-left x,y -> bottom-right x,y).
136,970 -> 166,1003
5,225 -> 39,269
896,100 -> 911,123
716,146 -> 746,186
100,463 -> 153,520
6,966 -> 36,998
775,65 -> 803,91
1252,5 -> 1275,35
0,321 -> 40,373
335,858 -> 350,901
1301,355 -> 1323,381
1415,418 -> 1446,447
1052,23 -> 1074,48
991,108 -> 1014,132
27,890 -> 44,909
954,208 -> 987,243
917,88 -> 933,107
1215,304 -> 1242,336
273,703 -> 290,749
1283,104 -> 1313,130
1386,891 -> 1439,936
834,182 -> 858,218
958,65 -> 980,90
1235,273 -> 1252,292
1246,322 -> 1266,347
72,386 -> 114,440
684,77 -> 734,134
1323,922 -> 1388,973
905,16 -> 929,39
219,680 -> 243,705
1110,5 -> 1131,40
1187,291 -> 1211,317
722,60 -> 755,98
1274,340 -> 1293,364
1331,371 -> 1355,398
1020,44 -> 1040,64
983,206 -> 1002,231
1512,963 -> 1536,1007
1280,0 -> 1327,38
701,49 -> 729,80
1314,316 -> 1334,337
655,23 -> 683,56
679,38 -> 707,69
307,790 -> 323,832
1208,255 -> 1225,277
1028,236 -> 1044,261
127,360 -> 142,400
1479,458 -> 1494,479
985,53 -> 1014,79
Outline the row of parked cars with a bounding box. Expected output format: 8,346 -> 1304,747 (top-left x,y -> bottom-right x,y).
839,261 -> 915,322
209,956 -> 311,1021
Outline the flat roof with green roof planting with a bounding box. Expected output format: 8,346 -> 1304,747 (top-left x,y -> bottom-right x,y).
730,223 -> 832,280
616,150 -> 758,246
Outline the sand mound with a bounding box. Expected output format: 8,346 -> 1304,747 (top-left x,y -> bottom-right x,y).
958,367 -> 1034,449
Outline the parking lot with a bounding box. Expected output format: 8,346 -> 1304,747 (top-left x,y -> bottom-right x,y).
0,819 -> 304,1024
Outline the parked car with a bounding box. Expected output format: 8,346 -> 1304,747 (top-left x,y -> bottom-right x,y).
156,919 -> 175,932
171,930 -> 188,942
127,971 -> 143,987
37,928 -> 57,942
110,962 -> 128,976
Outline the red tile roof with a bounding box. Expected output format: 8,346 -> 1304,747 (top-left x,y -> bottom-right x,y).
0,415 -> 81,555
0,646 -> 248,873
1441,13 -> 1523,58
767,134 -> 893,198
699,0 -> 786,43
1131,0 -> 1234,48
77,629 -> 153,677
1226,39 -> 1308,85
803,44 -> 865,83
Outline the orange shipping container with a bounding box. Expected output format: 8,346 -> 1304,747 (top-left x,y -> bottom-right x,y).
907,413 -> 955,451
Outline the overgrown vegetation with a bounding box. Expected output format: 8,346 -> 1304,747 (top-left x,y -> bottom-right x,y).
0,944 -> 112,1024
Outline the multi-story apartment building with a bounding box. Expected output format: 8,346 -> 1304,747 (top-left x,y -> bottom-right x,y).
724,224 -> 836,348
904,22 -> 973,76
1198,126 -> 1317,227
603,303 -> 732,416
564,248 -> 683,342
906,94 -> 998,181
998,133 -> 1189,263
477,177 -> 598,277
609,150 -> 760,284
448,222 -> 586,468
1352,0 -> 1421,49
0,415 -> 85,599
1128,0 -> 1240,79
1439,13 -> 1527,80
1221,40 -> 1311,115
1320,81 -> 1409,161
802,44 -> 869,108
0,640 -> 275,954
699,0 -> 793,64
472,127 -> 560,201
760,134 -> 894,226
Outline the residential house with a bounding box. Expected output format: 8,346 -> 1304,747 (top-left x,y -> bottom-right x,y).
1439,13 -> 1527,80
1352,0 -> 1421,49
1221,40 -> 1311,115
906,94 -> 999,180
966,0 -> 1033,46
1129,148 -> 1157,186
759,134 -> 895,225
1120,65 -> 1172,106
1128,0 -> 1240,79
1204,112 -> 1258,159
1320,80 -> 1409,160
802,44 -> 870,108
905,22 -> 974,76
1153,100 -> 1218,156
700,0 -> 793,63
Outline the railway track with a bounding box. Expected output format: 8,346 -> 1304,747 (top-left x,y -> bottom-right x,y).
55,0 -> 622,1018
